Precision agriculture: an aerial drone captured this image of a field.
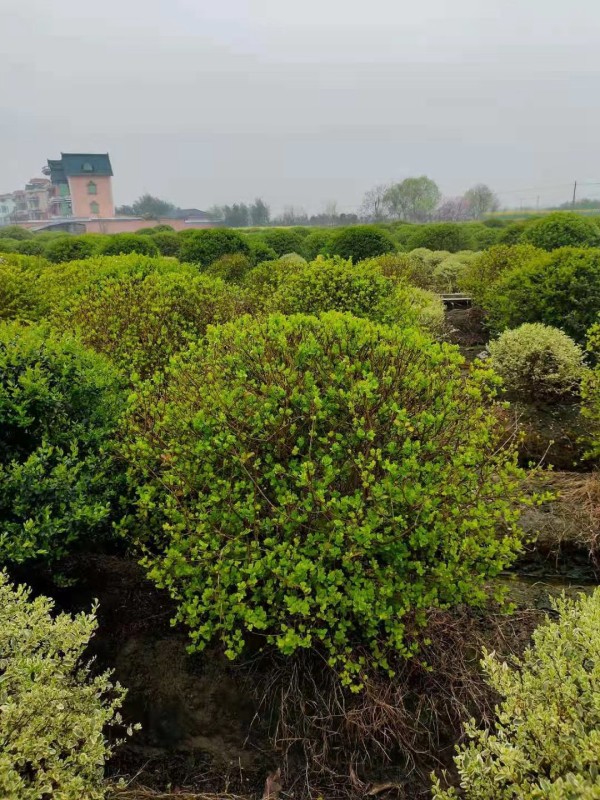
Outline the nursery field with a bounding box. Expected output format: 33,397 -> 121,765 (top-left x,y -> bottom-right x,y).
1,210 -> 600,800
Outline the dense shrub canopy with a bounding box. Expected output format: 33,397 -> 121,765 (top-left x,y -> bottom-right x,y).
45,235 -> 97,263
58,272 -> 245,379
205,252 -> 253,283
433,589 -> 600,800
0,323 -> 125,564
329,225 -> 395,261
0,225 -> 33,241
301,230 -> 333,260
483,247 -> 600,342
179,228 -> 251,266
261,228 -> 305,257
0,258 -> 43,322
0,571 -> 129,800
582,319 -> 600,458
489,323 -> 585,403
125,312 -> 525,683
521,212 -> 600,251
150,231 -> 182,257
246,236 -> 278,264
36,253 -> 196,314
100,233 -> 159,257
406,223 -> 475,253
460,244 -> 543,303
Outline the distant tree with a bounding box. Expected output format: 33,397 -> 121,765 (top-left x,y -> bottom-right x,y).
131,194 -> 176,219
250,198 -> 271,226
463,184 -> 499,219
359,184 -> 391,222
275,206 -> 309,226
384,176 -> 441,222
557,198 -> 600,210
436,196 -> 471,221
115,204 -> 135,216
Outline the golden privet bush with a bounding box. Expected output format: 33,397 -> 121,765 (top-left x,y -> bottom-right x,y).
433,589 -> 600,800
0,571 -> 132,800
488,323 -> 585,403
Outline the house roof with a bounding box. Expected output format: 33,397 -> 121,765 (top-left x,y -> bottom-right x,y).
47,153 -> 113,183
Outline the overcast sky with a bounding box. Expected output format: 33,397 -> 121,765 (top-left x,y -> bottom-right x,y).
2,0 -> 600,213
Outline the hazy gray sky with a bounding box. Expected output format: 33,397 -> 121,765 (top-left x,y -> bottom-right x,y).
2,0 -> 600,212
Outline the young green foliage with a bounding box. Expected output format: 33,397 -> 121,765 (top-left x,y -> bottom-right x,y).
56,271 -> 247,379
433,589 -> 600,800
125,312 -> 526,684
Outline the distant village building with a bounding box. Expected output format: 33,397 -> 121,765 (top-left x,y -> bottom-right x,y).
44,153 -> 115,218
1,152 -> 213,233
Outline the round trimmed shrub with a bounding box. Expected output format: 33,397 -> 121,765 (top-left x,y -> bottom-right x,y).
0,225 -> 33,241
14,239 -> 45,255
359,252 -> 420,284
179,228 -> 251,266
0,255 -> 45,322
261,229 -> 305,257
392,284 -> 445,333
484,247 -> 600,343
151,231 -> 181,257
36,253 -> 197,314
582,320 -> 600,458
433,589 -> 600,800
521,212 -> 600,251
205,253 -> 253,283
247,236 -> 277,264
488,323 -> 585,403
0,238 -> 20,252
406,223 -> 475,253
126,312 -> 526,682
329,225 -> 395,261
100,233 -> 159,257
301,230 -> 333,260
44,234 -> 97,263
59,272 -> 245,379
0,323 -> 125,564
460,244 -> 543,303
0,571 -> 130,800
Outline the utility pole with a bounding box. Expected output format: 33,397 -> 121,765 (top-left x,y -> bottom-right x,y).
572,180 -> 577,209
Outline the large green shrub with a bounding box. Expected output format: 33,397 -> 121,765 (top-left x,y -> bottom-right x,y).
488,323 -> 585,403
100,233 -> 159,257
125,312 -> 525,683
301,229 -> 333,260
44,235 -> 97,263
521,212 -> 600,251
0,323 -> 125,564
179,228 -> 251,266
246,236 -> 277,264
36,253 -> 196,314
205,252 -> 253,283
0,571 -> 130,800
0,225 -> 33,241
58,272 -> 245,379
483,247 -> 600,342
150,231 -> 181,257
460,244 -> 543,303
13,239 -> 45,255
581,320 -> 600,458
329,225 -> 395,261
433,589 -> 600,800
406,223 -> 475,253
261,228 -> 305,257
0,258 -> 43,322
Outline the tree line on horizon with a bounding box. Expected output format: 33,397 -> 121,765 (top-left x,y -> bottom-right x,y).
115,177 -> 600,228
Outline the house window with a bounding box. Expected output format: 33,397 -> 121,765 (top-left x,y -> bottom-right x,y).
90,201 -> 100,215
82,162 -> 94,172
87,181 -> 97,195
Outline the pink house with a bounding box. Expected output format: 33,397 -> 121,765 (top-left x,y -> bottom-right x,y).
45,153 -> 115,218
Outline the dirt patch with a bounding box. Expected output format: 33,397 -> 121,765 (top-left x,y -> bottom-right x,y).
445,306 -> 487,347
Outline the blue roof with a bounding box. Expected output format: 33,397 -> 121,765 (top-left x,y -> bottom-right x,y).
47,153 -> 113,181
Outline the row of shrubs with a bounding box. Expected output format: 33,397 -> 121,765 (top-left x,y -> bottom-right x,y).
1,244 -> 600,797
2,210 -> 600,265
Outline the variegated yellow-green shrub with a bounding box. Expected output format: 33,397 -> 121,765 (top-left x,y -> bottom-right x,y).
432,589 -> 600,800
0,571 -> 135,800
